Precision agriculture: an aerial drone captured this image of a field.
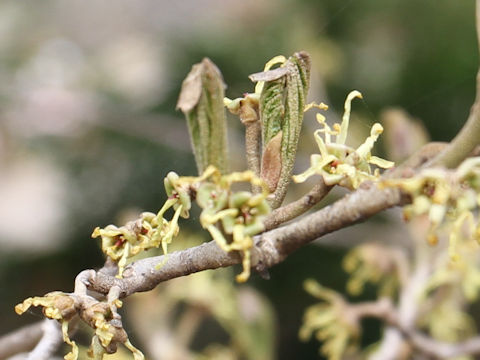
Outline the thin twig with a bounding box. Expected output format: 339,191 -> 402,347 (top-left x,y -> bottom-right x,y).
381,303 -> 480,358
406,332 -> 480,358
230,96 -> 262,192
245,121 -> 262,178
346,297 -> 480,358
252,183 -> 405,272
263,178 -> 332,231
371,257 -> 432,360
396,142 -> 448,172
0,322 -> 43,360
174,306 -> 205,348
27,319 -> 63,360
348,298 -> 397,324
237,98 -> 261,176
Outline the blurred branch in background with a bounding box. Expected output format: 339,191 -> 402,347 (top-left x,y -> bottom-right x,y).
0,321 -> 43,359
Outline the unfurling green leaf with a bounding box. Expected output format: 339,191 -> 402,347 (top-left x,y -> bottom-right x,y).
177,58 -> 228,175
250,51 -> 311,209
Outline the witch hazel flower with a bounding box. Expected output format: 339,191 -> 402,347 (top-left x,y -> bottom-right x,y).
293,90 -> 394,189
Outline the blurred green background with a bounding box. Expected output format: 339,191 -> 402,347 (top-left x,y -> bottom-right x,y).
0,0 -> 477,359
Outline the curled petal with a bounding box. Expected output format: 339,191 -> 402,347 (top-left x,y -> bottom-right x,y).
337,90 -> 363,145
15,292 -> 75,321
369,156 -> 394,169
355,123 -> 383,159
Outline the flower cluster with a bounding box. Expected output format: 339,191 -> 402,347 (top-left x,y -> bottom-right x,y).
424,225 -> 480,303
15,292 -> 143,360
383,157 -> 480,256
15,292 -> 78,359
419,294 -> 476,344
81,300 -> 143,359
92,170 -> 195,277
343,243 -> 401,297
293,90 -> 394,189
196,166 -> 270,282
92,211 -> 182,278
93,165 -> 270,282
299,279 -> 359,360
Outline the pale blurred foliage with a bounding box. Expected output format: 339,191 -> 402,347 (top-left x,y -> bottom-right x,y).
0,155 -> 68,253
95,34 -> 165,108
